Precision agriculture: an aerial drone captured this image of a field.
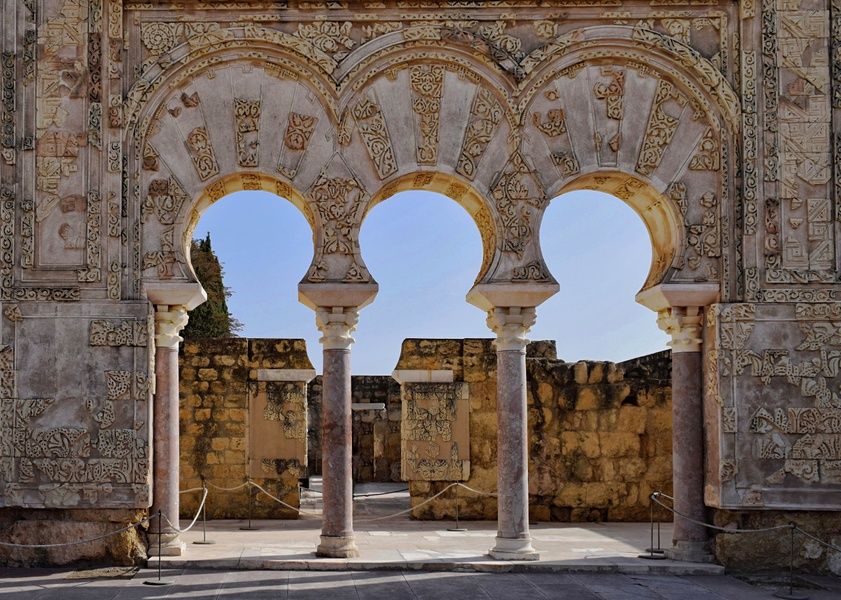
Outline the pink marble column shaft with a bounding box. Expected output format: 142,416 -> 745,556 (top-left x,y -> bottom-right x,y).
149,304 -> 188,556
488,307 -> 538,560
315,307 -> 359,558
151,345 -> 180,536
671,350 -> 709,550
318,347 -> 356,555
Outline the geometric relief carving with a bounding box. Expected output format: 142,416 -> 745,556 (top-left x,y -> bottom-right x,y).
185,127 -> 219,181
352,97 -> 397,179
636,79 -> 687,176
401,382 -> 469,481
709,303 -> 841,509
234,98 -> 261,168
409,64 -> 444,165
456,87 -> 503,180
89,320 -> 148,347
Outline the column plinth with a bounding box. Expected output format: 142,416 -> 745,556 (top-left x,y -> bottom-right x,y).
315,307 -> 359,558
658,306 -> 713,563
149,305 -> 188,557
487,307 -> 539,561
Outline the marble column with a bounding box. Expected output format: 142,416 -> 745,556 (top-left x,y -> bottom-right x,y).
315,307 -> 359,558
657,306 -> 711,562
487,307 -> 539,560
149,304 -> 189,556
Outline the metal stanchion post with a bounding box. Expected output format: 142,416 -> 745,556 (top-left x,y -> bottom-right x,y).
240,479 -> 260,531
639,496 -> 666,560
447,485 -> 466,533
775,524 -> 808,600
194,481 -> 215,545
144,510 -> 175,586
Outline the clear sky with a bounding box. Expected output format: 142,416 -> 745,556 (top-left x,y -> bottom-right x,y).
192,189 -> 669,374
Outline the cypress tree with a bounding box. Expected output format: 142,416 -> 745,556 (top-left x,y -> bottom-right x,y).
182,233 -> 243,339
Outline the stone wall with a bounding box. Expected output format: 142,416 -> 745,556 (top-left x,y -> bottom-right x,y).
179,338 -> 313,519
306,375 -> 402,483
397,339 -> 673,522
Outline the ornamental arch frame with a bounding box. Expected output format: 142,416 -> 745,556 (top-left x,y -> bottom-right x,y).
4,0 -> 841,568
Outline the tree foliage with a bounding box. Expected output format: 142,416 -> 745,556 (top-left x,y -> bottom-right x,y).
182,233 -> 243,339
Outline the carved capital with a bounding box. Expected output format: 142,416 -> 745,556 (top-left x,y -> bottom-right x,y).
316,306 -> 359,351
657,306 -> 703,353
154,305 -> 188,349
487,307 -> 536,352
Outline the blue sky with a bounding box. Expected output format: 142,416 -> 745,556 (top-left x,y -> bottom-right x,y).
192,189 -> 669,373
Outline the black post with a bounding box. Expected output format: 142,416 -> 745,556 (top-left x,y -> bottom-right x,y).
447,484 -> 466,533
639,495 -> 666,560
144,510 -> 175,586
240,479 -> 260,531
194,481 -> 215,545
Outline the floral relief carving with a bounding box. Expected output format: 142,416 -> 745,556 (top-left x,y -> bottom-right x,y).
283,112 -> 317,152
294,21 -> 355,61
491,153 -> 546,260
636,79 -> 687,176
456,87 -> 503,180
410,65 -> 444,165
89,320 -> 147,347
352,97 -> 397,179
234,98 -> 261,168
141,178 -> 188,226
185,127 -> 219,182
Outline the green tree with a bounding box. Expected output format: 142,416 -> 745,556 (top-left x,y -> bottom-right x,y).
182,233 -> 243,339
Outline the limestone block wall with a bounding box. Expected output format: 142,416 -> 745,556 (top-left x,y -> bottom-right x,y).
179,338 -> 313,519
397,339 -> 673,522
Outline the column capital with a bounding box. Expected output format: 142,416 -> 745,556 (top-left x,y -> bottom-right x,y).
316,306 -> 359,350
487,307 -> 536,352
657,306 -> 703,353
155,305 -> 189,349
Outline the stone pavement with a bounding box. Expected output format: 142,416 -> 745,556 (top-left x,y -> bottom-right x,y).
157,517 -> 724,574
2,567 -> 841,599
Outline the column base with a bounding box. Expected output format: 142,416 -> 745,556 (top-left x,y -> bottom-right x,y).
489,536 -> 540,561
665,540 -> 714,563
147,533 -> 186,557
316,535 -> 359,558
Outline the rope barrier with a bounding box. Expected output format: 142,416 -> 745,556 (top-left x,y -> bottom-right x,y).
650,492 -> 793,534
162,487 -> 208,534
356,482 -> 461,522
248,480 -> 323,518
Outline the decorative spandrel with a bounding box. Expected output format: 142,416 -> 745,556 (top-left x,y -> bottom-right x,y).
705,303 -> 841,510
401,382 -> 470,481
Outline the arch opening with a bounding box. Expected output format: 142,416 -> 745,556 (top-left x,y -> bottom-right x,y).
356,188 -> 488,374
536,188 -> 670,361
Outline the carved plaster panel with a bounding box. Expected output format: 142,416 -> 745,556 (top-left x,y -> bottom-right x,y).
705,303 -> 841,510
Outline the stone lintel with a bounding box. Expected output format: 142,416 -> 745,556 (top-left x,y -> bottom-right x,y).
391,369 -> 454,384
256,368 -> 317,382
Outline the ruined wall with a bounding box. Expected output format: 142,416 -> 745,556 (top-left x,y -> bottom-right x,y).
179,338 -> 313,519
396,339 -> 674,522
307,375 -> 402,483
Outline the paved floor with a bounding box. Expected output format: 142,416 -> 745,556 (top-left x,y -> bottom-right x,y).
161,518 -> 719,573
1,567 -> 840,599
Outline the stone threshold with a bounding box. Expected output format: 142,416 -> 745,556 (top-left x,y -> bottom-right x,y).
149,556 -> 724,575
